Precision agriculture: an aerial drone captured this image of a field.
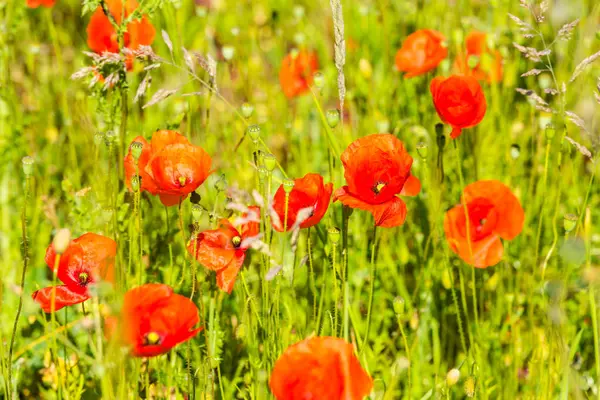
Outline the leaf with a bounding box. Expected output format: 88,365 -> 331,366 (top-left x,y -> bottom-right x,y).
570,50 -> 600,82
565,111 -> 588,133
564,136 -> 593,161
161,30 -> 173,56
143,88 -> 177,109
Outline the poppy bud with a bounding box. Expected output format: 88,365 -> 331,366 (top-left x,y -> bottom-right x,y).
22,156 -> 35,176
416,142 -> 428,159
263,154 -> 277,172
131,175 -> 140,192
241,103 -> 254,119
94,132 -> 105,145
464,376 -> 476,398
377,120 -> 390,134
192,204 -> 203,221
393,296 -> 405,315
248,125 -> 261,144
105,130 -> 117,145
222,46 -> 234,61
544,124 -> 555,140
313,71 -> 325,90
53,229 -> 72,255
328,227 -> 340,244
282,178 -> 295,194
563,213 -> 577,233
510,144 -> 520,159
446,368 -> 460,386
326,109 -> 340,128
130,141 -> 144,161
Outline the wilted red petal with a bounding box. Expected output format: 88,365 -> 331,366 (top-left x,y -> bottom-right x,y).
32,286 -> 90,313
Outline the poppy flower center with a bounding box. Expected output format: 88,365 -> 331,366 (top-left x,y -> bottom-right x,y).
144,331 -> 161,345
178,176 -> 187,187
232,235 -> 242,248
78,272 -> 89,286
372,182 -> 387,195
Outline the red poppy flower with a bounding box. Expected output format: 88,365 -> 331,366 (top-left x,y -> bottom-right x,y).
430,75 -> 487,139
272,173 -> 333,232
269,336 -> 373,400
279,50 -> 319,98
395,29 -> 447,78
120,283 -> 202,357
444,180 -> 524,268
124,130 -> 213,207
32,233 -> 117,313
333,134 -> 421,228
26,0 -> 55,8
453,31 -> 503,83
187,206 -> 260,293
86,0 -> 156,70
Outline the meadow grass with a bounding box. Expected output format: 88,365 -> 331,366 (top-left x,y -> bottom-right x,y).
1,0 -> 600,398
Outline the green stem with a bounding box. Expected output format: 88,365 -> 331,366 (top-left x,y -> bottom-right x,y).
361,226 -> 378,354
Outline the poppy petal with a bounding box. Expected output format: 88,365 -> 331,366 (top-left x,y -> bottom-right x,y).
159,193 -> 185,206
32,286 -> 90,313
216,254 -> 245,294
400,174 -> 421,197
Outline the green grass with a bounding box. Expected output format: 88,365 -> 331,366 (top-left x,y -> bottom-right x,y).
1,0 -> 600,398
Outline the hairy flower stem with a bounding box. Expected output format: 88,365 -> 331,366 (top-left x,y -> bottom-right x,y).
534,141 -> 551,268
307,228 -> 317,322
7,174 -> 32,399
331,242 -> 339,335
50,254 -> 63,400
396,313 -> 411,398
361,226 -> 378,354
341,208 -> 350,341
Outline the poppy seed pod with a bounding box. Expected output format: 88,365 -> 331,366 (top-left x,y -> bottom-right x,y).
94,132 -> 105,145
214,174 -> 228,192
282,178 -> 295,194
510,144 -> 520,159
313,71 -> 325,90
52,229 -> 72,255
248,125 -> 261,143
22,156 -> 35,176
447,368 -> 460,386
328,227 -> 341,244
326,109 -> 340,128
191,204 -> 203,222
563,213 -> 577,233
130,141 -> 144,161
393,296 -> 405,315
131,175 -> 140,192
241,103 -> 254,119
416,142 -> 428,159
263,154 -> 277,172
105,130 -> 117,145
545,124 -> 556,140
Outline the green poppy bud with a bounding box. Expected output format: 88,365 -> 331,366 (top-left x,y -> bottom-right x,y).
241,103 -> 254,119
328,227 -> 340,244
326,109 -> 340,128
263,154 -> 277,172
131,175 -> 140,192
130,141 -> 144,160
313,71 -> 325,89
192,204 -> 203,222
563,213 -> 577,233
248,125 -> 261,143
22,156 -> 34,176
282,178 -> 295,194
545,124 -> 555,140
393,296 -> 405,315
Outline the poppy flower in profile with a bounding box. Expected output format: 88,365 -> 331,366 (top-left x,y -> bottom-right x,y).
187,206 -> 260,293
395,29 -> 447,78
453,31 -> 503,83
32,233 -> 117,313
279,49 -> 319,98
124,130 -> 212,207
269,336 -> 373,400
120,283 -> 202,357
444,180 -> 524,268
333,134 -> 421,228
86,0 -> 156,70
430,75 -> 487,139
271,173 -> 333,232
26,0 -> 55,8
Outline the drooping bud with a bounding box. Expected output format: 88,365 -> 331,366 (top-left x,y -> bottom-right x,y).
130,141 -> 144,161
241,103 -> 254,119
446,368 -> 460,386
282,178 -> 295,194
416,142 -> 428,159
263,154 -> 277,172
563,213 -> 577,233
22,156 -> 35,176
326,109 -> 340,128
313,71 -> 325,90
328,227 -> 340,244
53,229 -> 72,255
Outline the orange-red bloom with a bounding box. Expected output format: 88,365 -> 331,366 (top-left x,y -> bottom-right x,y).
333,134 -> 421,228
395,29 -> 447,78
444,180 -> 524,268
26,0 -> 55,8
86,0 -> 156,70
32,233 -> 116,312
269,336 -> 373,400
430,75 -> 487,139
120,283 -> 202,357
279,50 -> 319,98
124,130 -> 212,207
453,31 -> 503,83
272,173 -> 333,232
187,206 -> 260,293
